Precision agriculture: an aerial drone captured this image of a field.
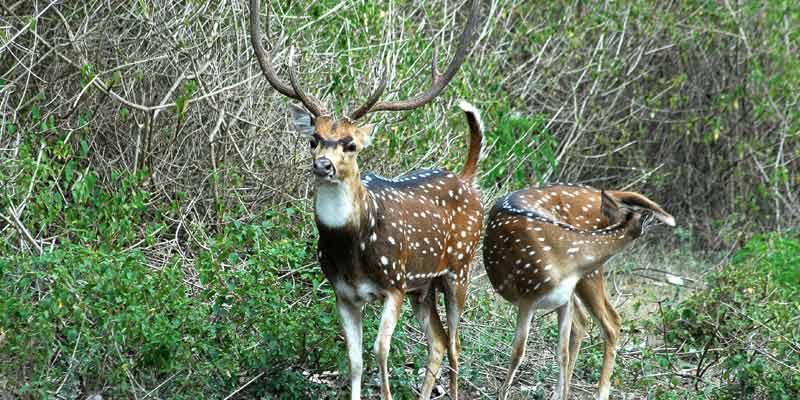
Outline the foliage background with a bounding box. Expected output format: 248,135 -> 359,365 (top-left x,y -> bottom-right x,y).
1,0 -> 797,399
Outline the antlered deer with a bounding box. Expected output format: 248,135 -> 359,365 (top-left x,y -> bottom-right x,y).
484,184 -> 675,400
249,1 -> 482,399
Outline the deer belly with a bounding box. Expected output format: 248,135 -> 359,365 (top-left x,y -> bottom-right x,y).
534,275 -> 580,310
333,277 -> 383,304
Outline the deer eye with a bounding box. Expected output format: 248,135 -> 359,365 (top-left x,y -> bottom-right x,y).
309,137 -> 319,149
343,142 -> 357,152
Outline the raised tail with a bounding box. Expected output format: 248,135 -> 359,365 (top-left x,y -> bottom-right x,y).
457,100 -> 483,179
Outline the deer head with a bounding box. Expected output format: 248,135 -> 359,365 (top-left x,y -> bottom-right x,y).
601,190 -> 676,238
249,0 -> 480,186
289,103 -> 376,184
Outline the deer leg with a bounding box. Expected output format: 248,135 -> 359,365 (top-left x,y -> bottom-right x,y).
576,273 -> 621,400
555,298 -> 574,400
336,297 -> 364,400
375,290 -> 404,400
443,281 -> 468,399
412,288 -> 447,400
595,298 -> 621,400
567,297 -> 588,382
499,299 -> 535,400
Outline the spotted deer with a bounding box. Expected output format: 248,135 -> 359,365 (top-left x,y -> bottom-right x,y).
249,1 -> 482,399
483,184 -> 675,400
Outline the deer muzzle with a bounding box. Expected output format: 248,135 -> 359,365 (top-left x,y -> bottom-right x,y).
313,157 -> 336,179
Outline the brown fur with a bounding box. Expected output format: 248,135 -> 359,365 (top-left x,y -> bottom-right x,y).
484,184 -> 673,400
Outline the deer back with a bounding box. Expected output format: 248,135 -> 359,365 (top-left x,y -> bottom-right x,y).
483,184 -> 656,304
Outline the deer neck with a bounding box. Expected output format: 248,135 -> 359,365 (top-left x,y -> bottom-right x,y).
576,224 -> 638,265
314,174 -> 368,233
607,227 -> 638,252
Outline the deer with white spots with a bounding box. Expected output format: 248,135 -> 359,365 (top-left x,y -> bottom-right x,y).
483,184 -> 675,400
249,1 -> 482,399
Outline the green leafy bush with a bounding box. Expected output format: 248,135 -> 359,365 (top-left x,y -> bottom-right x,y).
480,111 -> 558,191
658,233 -> 800,399
0,137 -> 344,398
1,228 -> 348,398
0,229 -> 345,399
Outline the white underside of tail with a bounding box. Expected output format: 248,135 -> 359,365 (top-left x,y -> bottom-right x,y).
315,182 -> 353,228
457,99 -> 484,132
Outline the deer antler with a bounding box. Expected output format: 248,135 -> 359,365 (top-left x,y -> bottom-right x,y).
249,0 -> 328,117
347,67 -> 388,122
348,0 -> 480,121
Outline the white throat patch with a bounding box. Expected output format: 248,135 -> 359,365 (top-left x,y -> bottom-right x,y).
315,182 -> 353,228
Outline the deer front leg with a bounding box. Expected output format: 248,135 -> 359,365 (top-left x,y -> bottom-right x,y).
595,298 -> 621,400
375,290 -> 404,400
499,299 -> 536,400
336,297 -> 364,400
556,298 -> 574,400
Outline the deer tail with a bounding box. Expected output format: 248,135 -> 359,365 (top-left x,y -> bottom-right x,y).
457,100 -> 483,180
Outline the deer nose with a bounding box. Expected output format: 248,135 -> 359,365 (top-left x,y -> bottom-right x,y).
312,157 -> 335,178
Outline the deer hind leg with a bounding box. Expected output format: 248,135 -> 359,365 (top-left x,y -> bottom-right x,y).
412,287 -> 447,400
443,280 -> 468,400
567,297 -> 588,384
499,299 -> 536,400
336,297 -> 364,400
375,290 -> 404,400
596,297 -> 621,400
575,272 -> 621,400
555,298 -> 575,400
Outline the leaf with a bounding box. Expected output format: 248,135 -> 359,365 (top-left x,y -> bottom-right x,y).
30,105 -> 40,122
80,139 -> 89,158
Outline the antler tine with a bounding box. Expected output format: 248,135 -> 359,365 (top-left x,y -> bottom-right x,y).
351,0 -> 480,117
249,0 -> 328,117
287,47 -> 328,117
347,65 -> 389,121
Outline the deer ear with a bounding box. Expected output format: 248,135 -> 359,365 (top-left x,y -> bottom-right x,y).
360,124 -> 377,148
608,191 -> 676,227
289,103 -> 315,136
600,190 -> 622,223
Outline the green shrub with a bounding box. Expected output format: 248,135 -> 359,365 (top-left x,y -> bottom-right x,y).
480,110 -> 558,191
0,137 -> 344,398
0,231 -> 344,399
658,233 -> 800,399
